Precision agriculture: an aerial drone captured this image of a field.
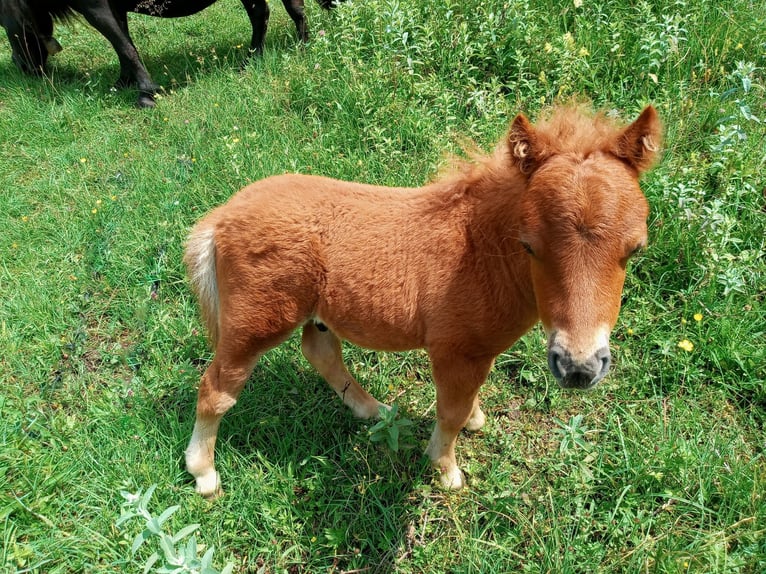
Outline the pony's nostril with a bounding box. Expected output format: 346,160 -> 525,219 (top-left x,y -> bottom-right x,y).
595,347 -> 611,378
547,345 -> 567,380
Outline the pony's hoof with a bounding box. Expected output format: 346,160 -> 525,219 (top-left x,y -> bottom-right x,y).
194,470 -> 222,499
438,465 -> 466,490
354,400 -> 388,419
464,406 -> 486,431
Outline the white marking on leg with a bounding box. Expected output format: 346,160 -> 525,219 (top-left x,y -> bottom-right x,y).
185,418 -> 222,498
425,422 -> 465,490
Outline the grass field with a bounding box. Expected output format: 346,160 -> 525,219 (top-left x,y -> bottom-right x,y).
1,0 -> 764,572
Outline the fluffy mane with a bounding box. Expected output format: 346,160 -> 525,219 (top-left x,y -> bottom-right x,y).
440,104 -> 662,191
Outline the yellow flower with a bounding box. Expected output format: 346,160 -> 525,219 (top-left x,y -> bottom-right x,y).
677,339 -> 694,352
627,328 -> 634,336
693,313 -> 703,322
21,215 -> 28,222
578,47 -> 589,57
80,158 -> 87,163
573,0 -> 583,7
544,42 -> 553,53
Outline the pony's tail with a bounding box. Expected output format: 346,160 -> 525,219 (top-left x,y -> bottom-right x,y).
184,224 -> 220,347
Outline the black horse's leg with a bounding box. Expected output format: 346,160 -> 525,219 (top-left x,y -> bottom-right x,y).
240,0 -> 270,56
111,13 -> 135,88
280,0 -> 308,43
70,0 -> 158,107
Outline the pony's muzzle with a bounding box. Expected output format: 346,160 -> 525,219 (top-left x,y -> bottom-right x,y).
548,343 -> 611,389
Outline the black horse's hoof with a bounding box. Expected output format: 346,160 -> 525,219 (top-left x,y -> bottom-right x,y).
137,93 -> 156,108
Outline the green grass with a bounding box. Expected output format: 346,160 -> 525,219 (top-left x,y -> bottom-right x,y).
1,0 -> 764,572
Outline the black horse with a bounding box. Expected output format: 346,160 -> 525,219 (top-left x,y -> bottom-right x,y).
0,0 -> 334,107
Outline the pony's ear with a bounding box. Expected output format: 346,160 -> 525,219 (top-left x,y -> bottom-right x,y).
613,106 -> 663,172
508,113 -> 540,175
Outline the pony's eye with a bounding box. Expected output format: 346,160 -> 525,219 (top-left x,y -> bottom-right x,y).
520,241 -> 534,255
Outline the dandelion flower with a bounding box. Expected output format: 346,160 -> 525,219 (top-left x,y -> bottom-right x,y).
677,339 -> 694,352
21,215 -> 28,222
627,328 -> 634,336
80,158 -> 87,163
693,313 -> 703,322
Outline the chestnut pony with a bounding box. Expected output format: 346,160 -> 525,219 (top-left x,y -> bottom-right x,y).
184,105 -> 662,497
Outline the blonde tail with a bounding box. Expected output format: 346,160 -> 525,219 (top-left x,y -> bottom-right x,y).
184,225 -> 220,346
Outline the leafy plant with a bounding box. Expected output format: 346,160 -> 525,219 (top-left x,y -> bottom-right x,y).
117,485 -> 233,574
367,404 -> 415,452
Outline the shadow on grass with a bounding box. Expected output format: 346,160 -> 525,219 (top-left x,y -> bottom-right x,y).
147,339 -> 434,573
0,28 -> 301,108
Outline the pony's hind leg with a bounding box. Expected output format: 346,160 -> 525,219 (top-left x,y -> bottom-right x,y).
301,322 -> 385,419
185,351 -> 260,499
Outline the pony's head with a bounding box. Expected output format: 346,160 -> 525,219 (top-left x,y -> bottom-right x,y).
511,106 -> 662,389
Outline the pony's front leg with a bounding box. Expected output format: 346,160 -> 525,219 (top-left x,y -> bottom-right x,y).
185,353 -> 259,498
465,394 -> 487,431
425,353 -> 495,489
